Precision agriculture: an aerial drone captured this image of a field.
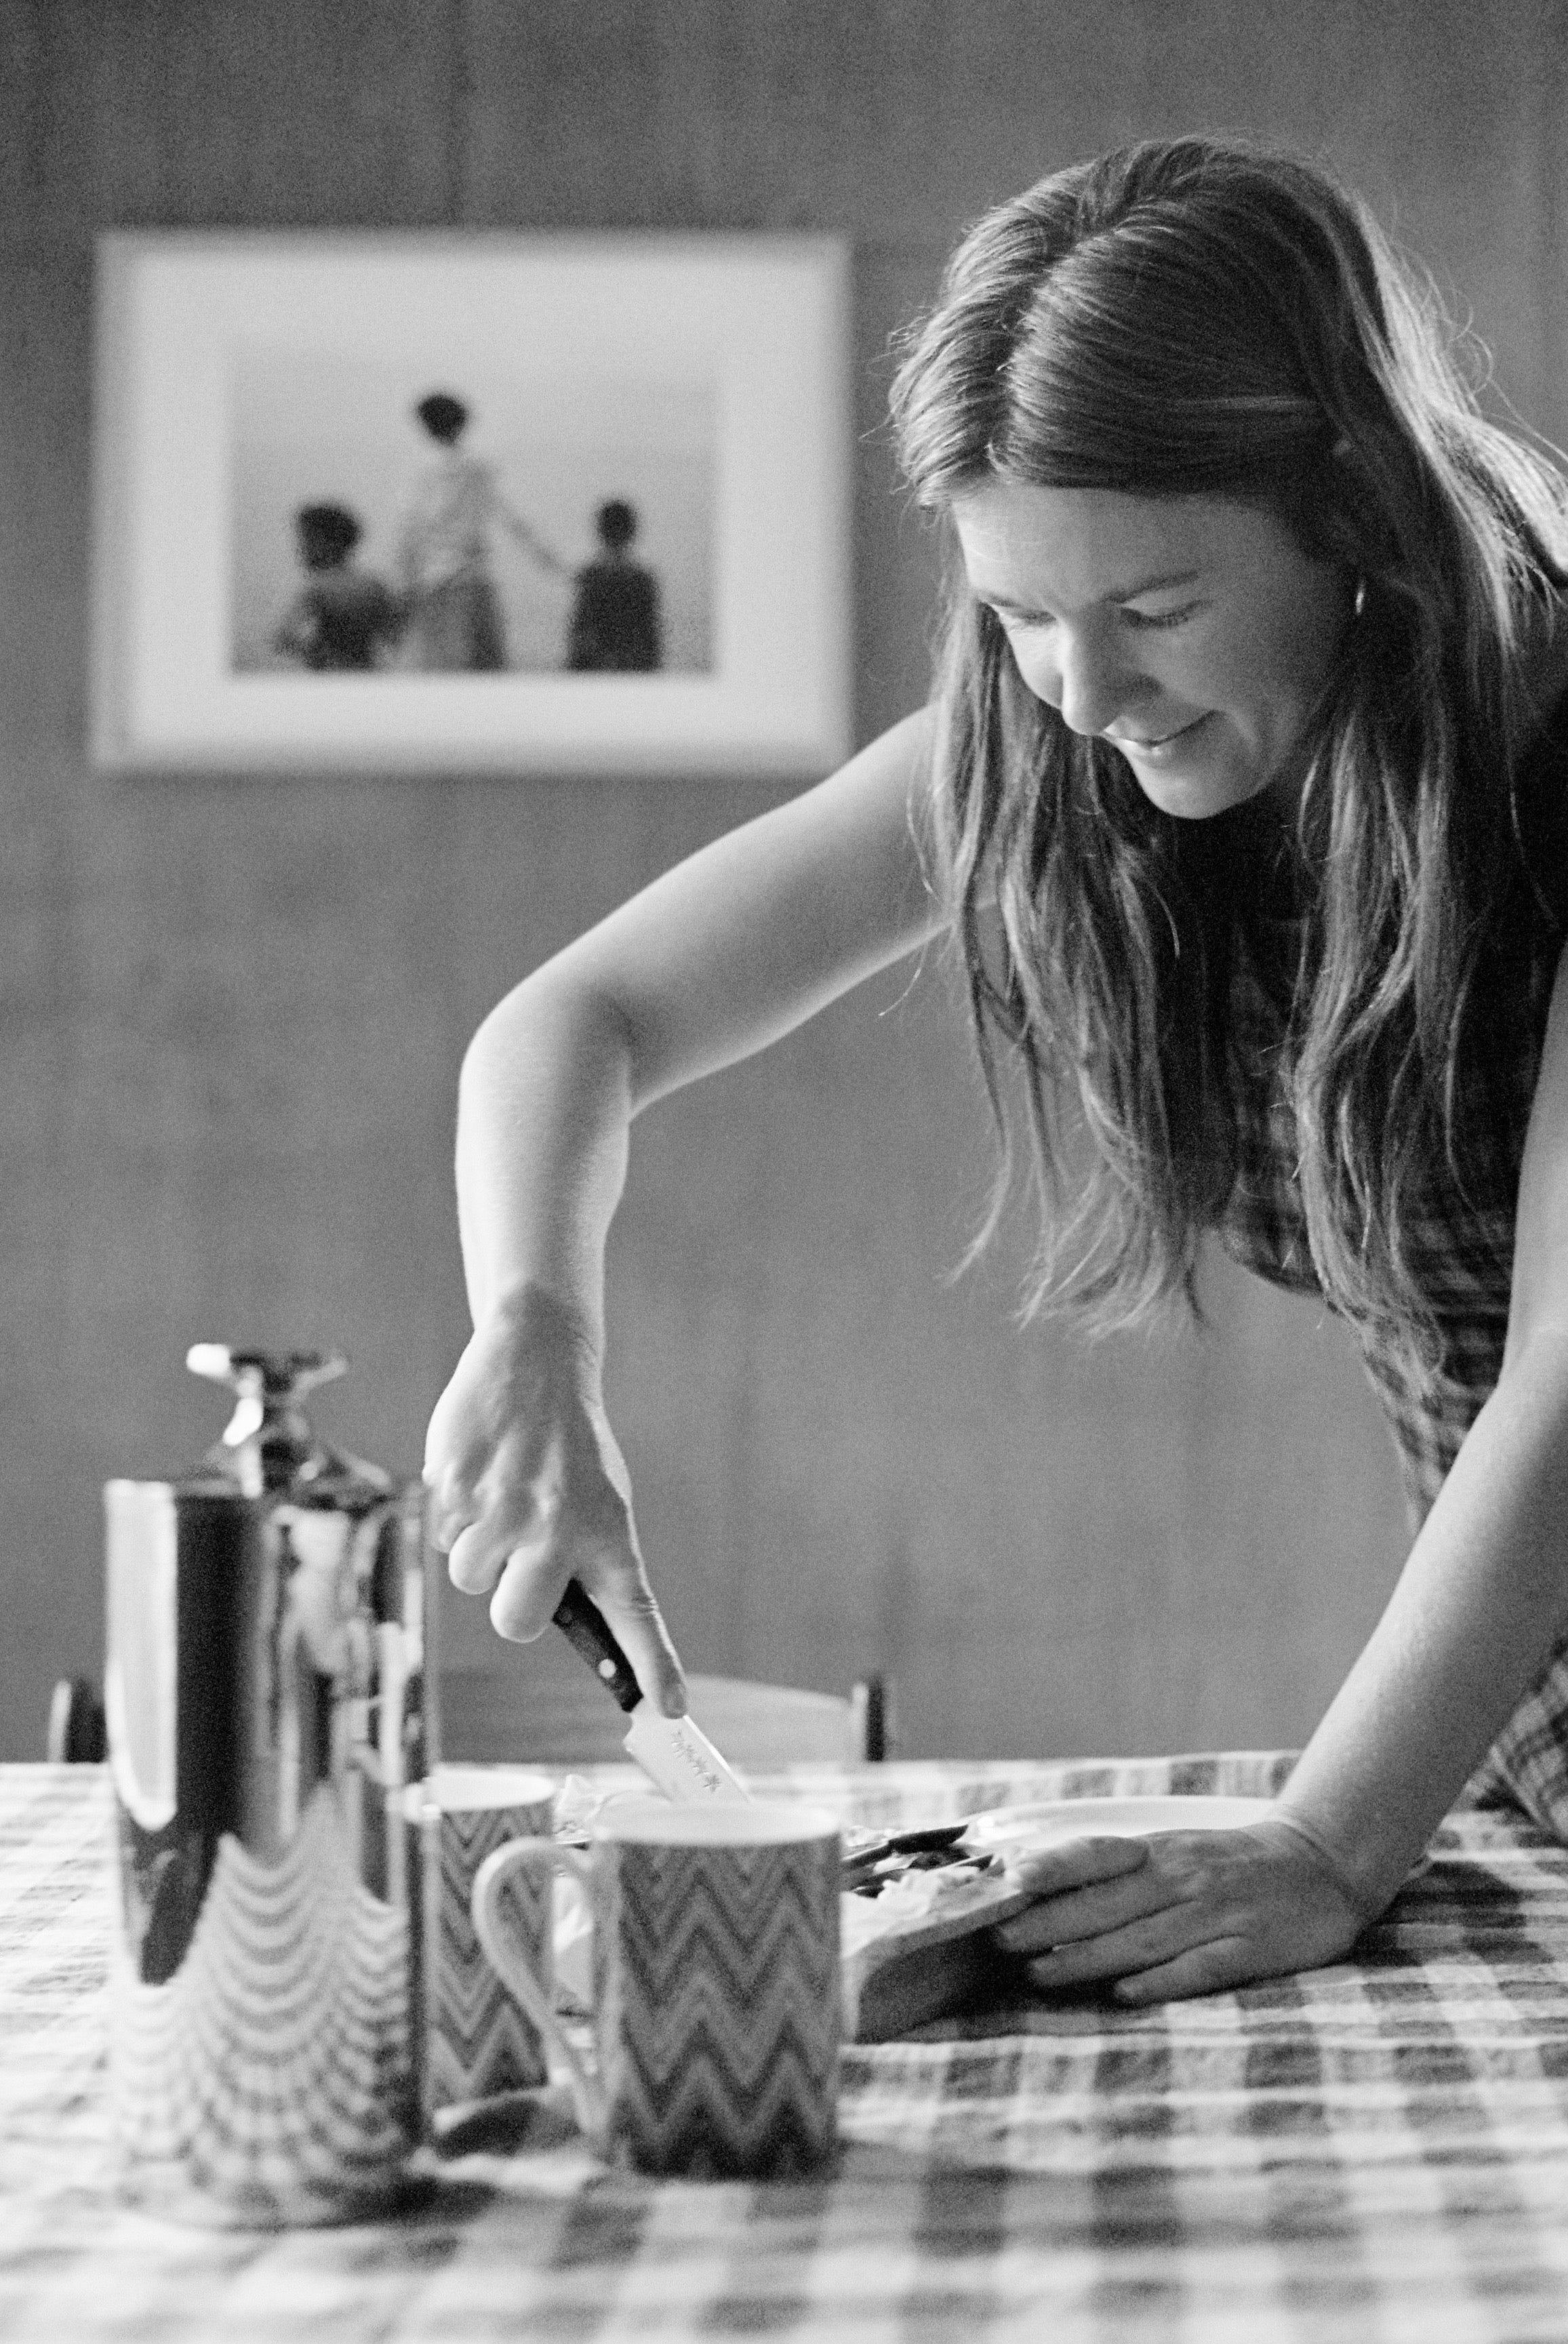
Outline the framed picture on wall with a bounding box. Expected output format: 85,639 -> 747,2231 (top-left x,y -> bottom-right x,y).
92,233 -> 851,777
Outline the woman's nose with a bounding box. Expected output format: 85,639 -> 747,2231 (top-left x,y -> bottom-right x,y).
1039,622 -> 1144,738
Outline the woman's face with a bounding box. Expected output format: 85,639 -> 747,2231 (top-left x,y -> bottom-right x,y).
950,480 -> 1354,820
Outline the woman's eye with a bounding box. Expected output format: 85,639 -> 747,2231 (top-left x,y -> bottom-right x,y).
1121,603 -> 1201,632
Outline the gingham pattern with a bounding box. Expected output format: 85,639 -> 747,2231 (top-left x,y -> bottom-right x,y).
14,1761 -> 1568,2341
1218,933 -> 1568,1842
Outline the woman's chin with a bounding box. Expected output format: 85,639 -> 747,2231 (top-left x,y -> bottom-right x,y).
1130,767 -> 1266,822
1118,737 -> 1281,822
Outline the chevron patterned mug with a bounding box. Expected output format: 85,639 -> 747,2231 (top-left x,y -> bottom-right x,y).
407,1765 -> 558,2135
472,1799 -> 841,2177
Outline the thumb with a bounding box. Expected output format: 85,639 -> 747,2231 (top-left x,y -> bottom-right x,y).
580,1554 -> 688,1720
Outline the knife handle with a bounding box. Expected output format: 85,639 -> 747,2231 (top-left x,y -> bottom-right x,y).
552,1579 -> 643,1713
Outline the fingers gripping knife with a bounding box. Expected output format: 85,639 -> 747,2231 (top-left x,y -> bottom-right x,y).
551,1581 -> 750,1803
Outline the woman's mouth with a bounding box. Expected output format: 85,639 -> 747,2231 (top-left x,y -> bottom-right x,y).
1107,714 -> 1211,765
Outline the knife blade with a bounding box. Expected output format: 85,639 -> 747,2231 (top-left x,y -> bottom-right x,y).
552,1579 -> 751,1804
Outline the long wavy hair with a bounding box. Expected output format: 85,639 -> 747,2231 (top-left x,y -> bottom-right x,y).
889,136 -> 1568,1352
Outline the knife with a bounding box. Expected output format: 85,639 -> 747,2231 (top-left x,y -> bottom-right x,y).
552,1579 -> 751,1804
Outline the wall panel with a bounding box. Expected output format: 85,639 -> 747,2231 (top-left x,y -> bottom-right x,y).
1,0 -> 1557,1760
1,0 -> 460,235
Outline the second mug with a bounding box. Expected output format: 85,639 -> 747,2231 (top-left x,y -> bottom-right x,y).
407,1764 -> 558,2134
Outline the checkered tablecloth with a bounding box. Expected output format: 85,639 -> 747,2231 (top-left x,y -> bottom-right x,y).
9,1756 -> 1568,2343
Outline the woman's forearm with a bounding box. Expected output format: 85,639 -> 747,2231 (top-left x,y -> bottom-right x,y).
1278,1325 -> 1568,1911
455,975 -> 636,1341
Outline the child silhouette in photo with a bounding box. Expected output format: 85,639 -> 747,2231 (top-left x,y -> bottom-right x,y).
397,390 -> 560,672
273,502 -> 403,672
567,498 -> 663,672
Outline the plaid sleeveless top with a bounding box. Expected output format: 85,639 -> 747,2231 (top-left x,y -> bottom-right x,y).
1213,698 -> 1568,1836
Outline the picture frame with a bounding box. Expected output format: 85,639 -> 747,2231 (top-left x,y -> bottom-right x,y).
92,232 -> 852,778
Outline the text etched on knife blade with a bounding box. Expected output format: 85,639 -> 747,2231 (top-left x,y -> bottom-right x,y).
671,1723 -> 726,1796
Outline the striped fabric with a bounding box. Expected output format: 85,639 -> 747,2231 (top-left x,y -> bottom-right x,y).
1217,934 -> 1568,1840
15,1760 -> 1568,2343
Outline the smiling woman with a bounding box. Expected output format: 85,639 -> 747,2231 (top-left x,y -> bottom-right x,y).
426,135 -> 1568,2008
948,483 -> 1352,818
888,139 -> 1568,1349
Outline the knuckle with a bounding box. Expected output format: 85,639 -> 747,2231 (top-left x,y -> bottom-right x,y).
477,1463 -> 547,1541
611,1574 -> 663,1624
430,1505 -> 475,1558
424,1456 -> 468,1512
525,1480 -> 562,1540
1010,1853 -> 1066,1892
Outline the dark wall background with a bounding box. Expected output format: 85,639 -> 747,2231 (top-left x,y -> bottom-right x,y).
4,0 -> 1564,1762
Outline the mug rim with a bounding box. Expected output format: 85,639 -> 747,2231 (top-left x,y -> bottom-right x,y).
408,1763 -> 557,1818
586,1798 -> 841,1848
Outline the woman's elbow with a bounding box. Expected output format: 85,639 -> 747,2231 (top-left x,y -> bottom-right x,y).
458,967 -> 640,1117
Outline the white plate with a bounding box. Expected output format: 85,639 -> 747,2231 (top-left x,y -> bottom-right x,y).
963,1794 -> 1272,1851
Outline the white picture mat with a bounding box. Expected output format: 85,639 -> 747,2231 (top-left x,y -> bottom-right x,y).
92,233 -> 851,776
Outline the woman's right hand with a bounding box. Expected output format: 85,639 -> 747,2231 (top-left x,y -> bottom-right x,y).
422,1282 -> 687,1716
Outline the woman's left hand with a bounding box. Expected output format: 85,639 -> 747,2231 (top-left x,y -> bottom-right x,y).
991,1813 -> 1375,2004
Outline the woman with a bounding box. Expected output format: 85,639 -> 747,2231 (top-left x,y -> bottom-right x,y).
424,137 -> 1568,2003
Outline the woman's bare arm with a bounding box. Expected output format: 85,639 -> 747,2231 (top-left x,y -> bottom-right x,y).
995,937 -> 1568,2000
1272,936 -> 1568,1901
455,706 -> 944,1328
427,707 -> 945,1703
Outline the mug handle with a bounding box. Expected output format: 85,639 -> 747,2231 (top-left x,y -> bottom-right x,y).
470,1839 -> 605,2139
